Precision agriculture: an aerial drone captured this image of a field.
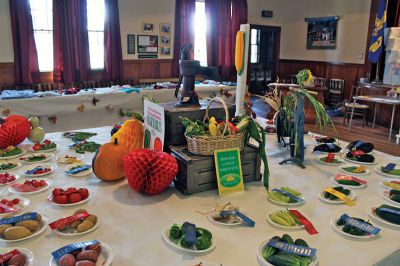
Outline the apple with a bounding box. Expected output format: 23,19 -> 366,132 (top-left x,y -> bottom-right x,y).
28,127 -> 45,143
29,116 -> 40,128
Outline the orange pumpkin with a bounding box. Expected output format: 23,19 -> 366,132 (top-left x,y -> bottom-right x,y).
92,138 -> 129,182
111,119 -> 144,152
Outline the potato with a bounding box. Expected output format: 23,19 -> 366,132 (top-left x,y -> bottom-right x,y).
77,220 -> 94,233
15,220 -> 39,232
76,250 -> 98,262
59,254 -> 76,266
4,226 -> 32,240
8,253 -> 27,266
35,213 -> 42,222
0,224 -> 12,237
87,243 -> 102,254
75,261 -> 96,266
83,215 -> 97,225
74,209 -> 87,215
70,220 -> 82,229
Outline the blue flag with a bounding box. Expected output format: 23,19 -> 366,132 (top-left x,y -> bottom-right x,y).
368,0 -> 387,63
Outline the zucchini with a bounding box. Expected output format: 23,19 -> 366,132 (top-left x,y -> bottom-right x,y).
375,205 -> 400,225
268,254 -> 301,266
337,179 -> 360,186
389,189 -> 400,197
390,194 -> 400,203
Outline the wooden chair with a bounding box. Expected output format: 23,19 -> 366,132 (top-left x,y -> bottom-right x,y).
328,79 -> 344,105
288,74 -> 297,84
315,77 -> 326,87
343,85 -> 369,127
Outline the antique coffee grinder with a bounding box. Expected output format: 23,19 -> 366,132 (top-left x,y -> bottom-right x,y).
175,44 -> 220,107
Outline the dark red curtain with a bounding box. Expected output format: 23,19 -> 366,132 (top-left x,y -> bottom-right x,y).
205,0 -> 247,80
104,0 -> 123,81
53,0 -> 90,83
9,0 -> 40,85
173,0 -> 196,77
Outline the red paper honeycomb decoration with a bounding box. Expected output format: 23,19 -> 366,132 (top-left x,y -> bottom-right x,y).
0,115 -> 31,148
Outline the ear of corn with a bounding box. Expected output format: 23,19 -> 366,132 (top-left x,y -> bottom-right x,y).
235,31 -> 245,76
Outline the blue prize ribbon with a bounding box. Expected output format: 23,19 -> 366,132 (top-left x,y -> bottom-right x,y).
220,210 -> 255,227
267,239 -> 317,258
66,165 -> 91,175
51,240 -> 98,261
183,222 -> 197,244
0,212 -> 37,225
340,214 -> 381,235
272,188 -> 302,203
382,163 -> 396,173
379,208 -> 400,216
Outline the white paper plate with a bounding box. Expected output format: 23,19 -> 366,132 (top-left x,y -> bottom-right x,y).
19,153 -> 54,164
29,145 -> 57,153
9,178 -> 52,195
339,164 -> 371,176
48,189 -> 92,207
330,176 -> 367,189
380,178 -> 400,190
380,190 -> 400,206
0,149 -> 26,160
267,193 -> 305,207
318,189 -> 356,204
53,217 -> 100,237
49,242 -> 113,266
317,155 -> 344,166
257,239 -> 318,266
330,217 -> 378,239
0,247 -> 34,265
266,210 -> 305,230
56,154 -> 84,164
343,155 -> 377,165
0,214 -> 48,243
367,206 -> 400,229
65,164 -> 92,177
374,165 -> 400,178
207,211 -> 244,226
314,136 -> 338,144
162,228 -> 216,255
0,196 -> 30,217
0,174 -> 20,186
19,164 -> 56,177
0,162 -> 21,173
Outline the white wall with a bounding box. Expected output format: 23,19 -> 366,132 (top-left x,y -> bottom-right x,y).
0,0 -> 14,62
248,0 -> 371,64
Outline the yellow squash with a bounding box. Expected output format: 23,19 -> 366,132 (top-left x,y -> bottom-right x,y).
111,119 -> 144,152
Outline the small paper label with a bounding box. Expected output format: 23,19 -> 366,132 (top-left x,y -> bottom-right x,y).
289,209 -> 318,235
183,222 -> 197,244
340,214 -> 380,235
0,212 -> 37,225
335,174 -> 367,185
49,212 -> 90,230
0,249 -> 21,263
325,187 -> 355,206
272,188 -> 302,203
51,240 -> 98,261
267,239 -> 317,258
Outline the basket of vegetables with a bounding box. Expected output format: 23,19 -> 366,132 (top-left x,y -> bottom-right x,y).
181,97 -> 247,156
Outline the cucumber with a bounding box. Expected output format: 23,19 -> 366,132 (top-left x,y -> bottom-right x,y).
376,205 -> 400,225
295,239 -> 312,265
262,236 -> 281,261
337,179 -> 360,186
390,194 -> 400,203
281,234 -> 294,245
268,254 -> 301,266
389,189 -> 400,197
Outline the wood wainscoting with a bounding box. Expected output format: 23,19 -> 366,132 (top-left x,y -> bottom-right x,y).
123,59 -> 174,82
0,63 -> 14,86
278,59 -> 366,102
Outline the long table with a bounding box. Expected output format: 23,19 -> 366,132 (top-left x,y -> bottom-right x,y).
0,127 -> 399,265
0,85 -> 236,133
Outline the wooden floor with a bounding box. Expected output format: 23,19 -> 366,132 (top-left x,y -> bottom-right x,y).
305,116 -> 400,157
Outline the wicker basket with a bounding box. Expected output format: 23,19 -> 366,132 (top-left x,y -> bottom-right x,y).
185,97 -> 245,156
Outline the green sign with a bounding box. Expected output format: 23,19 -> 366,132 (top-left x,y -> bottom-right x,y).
214,148 -> 244,196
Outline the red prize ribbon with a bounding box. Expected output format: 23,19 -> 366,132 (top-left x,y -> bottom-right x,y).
335,174 -> 367,185
0,249 -> 21,263
49,212 -> 89,230
289,210 -> 318,235
325,153 -> 335,163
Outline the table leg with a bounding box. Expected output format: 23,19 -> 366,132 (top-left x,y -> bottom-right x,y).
388,105 -> 396,142
373,103 -> 377,128
348,100 -> 357,131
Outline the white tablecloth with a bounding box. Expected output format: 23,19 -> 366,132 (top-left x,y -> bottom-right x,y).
0,128 -> 399,266
0,85 -> 236,133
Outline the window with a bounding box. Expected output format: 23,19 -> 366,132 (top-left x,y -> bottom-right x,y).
87,0 -> 105,69
250,29 -> 260,64
30,0 -> 53,72
194,1 -> 207,66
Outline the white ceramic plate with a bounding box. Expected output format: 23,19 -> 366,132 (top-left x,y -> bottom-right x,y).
267,193 -> 305,207
380,190 -> 400,206
0,174 -> 20,186
318,189 -> 356,204
0,149 -> 26,160
374,165 -> 400,179
19,153 -> 54,164
207,211 -> 244,226
65,164 -> 92,177
9,178 -> 52,195
48,189 -> 92,207
29,145 -> 57,153
0,196 -> 30,217
317,155 -> 344,166
330,176 -> 367,189
56,154 -> 84,164
0,247 -> 34,265
19,164 -> 56,177
343,155 -> 377,165
257,239 -> 318,266
339,164 -> 371,176
49,242 -> 113,266
367,206 -> 400,229
266,210 -> 305,230
53,217 -> 100,237
380,178 -> 400,190
0,214 -> 48,243
162,228 -> 216,255
330,217 -> 377,239
0,162 -> 21,173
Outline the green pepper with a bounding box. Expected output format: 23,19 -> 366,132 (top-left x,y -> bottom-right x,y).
169,224 -> 181,239
195,227 -> 212,240
195,235 -> 212,250
179,237 -> 194,249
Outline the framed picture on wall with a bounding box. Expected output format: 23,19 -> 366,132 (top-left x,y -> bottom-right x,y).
160,35 -> 171,45
142,21 -> 155,33
138,35 -> 159,53
159,23 -> 171,34
127,34 -> 135,54
160,47 -> 171,56
305,16 -> 339,49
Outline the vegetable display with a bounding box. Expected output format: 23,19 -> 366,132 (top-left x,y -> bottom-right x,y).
0,162 -> 18,171
19,154 -> 47,163
50,187 -> 90,205
0,212 -> 43,240
111,119 -> 144,152
24,166 -> 52,176
0,249 -> 28,265
56,241 -> 103,266
168,223 -> 213,251
313,143 -> 341,153
380,166 -> 400,176
0,115 -> 31,149
383,180 -> 400,190
28,116 -> 45,143
342,165 -> 367,174
32,140 -> 57,151
53,209 -> 98,234
323,186 -> 350,200
0,146 -> 23,158
70,141 -> 101,154
315,136 -> 336,143
209,202 -> 241,224
63,132 -> 97,142
11,179 -> 48,193
375,204 -> 400,225
0,173 -> 16,185
0,198 -> 21,213
268,187 -> 303,204
336,216 -> 373,236
269,209 -> 302,227
389,189 -> 400,203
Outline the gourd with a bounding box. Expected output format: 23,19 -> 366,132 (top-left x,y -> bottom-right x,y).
28,116 -> 45,143
92,138 -> 129,182
111,119 -> 144,152
0,115 -> 31,148
235,31 -> 245,75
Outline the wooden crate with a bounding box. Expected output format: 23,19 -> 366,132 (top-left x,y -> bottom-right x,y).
170,145 -> 261,195
159,101 -> 235,146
